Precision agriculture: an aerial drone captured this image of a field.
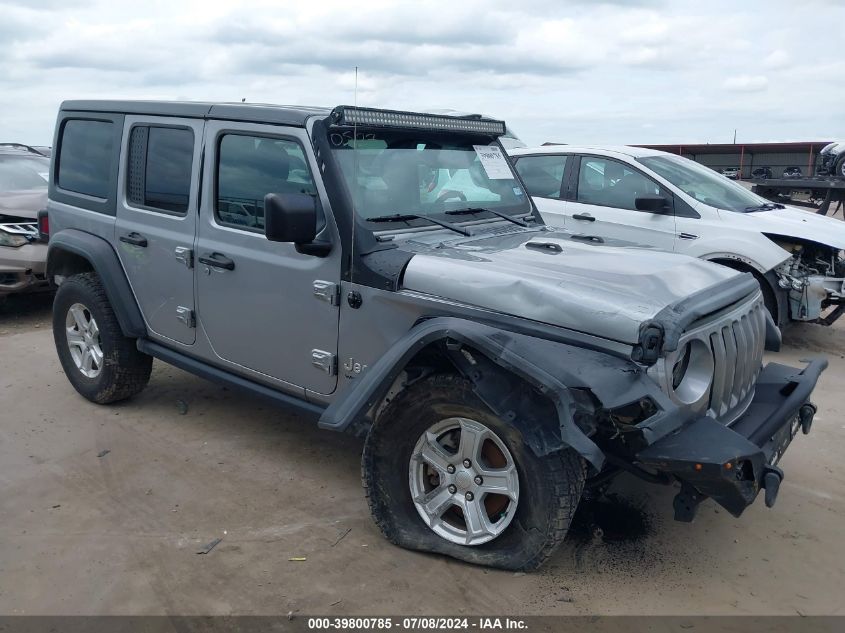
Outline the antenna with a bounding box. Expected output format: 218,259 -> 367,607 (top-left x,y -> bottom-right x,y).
350,66 -> 359,284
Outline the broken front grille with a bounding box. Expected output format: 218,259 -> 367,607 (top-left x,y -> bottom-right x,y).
706,298 -> 767,421
652,290 -> 766,425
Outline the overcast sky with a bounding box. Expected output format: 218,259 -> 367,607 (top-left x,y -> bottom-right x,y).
1,0 -> 843,147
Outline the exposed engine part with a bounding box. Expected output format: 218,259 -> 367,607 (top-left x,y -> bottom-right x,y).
772,239 -> 845,322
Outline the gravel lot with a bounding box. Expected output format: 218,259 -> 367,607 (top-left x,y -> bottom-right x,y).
1,293 -> 843,616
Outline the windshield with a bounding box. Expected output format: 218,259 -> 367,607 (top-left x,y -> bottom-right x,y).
0,155 -> 50,192
638,154 -> 770,213
329,128 -> 530,226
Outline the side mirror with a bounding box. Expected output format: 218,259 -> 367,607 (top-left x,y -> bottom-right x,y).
635,194 -> 672,214
264,193 -> 317,244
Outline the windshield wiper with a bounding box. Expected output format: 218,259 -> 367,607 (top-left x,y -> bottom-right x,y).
367,213 -> 471,236
445,207 -> 530,227
744,202 -> 785,212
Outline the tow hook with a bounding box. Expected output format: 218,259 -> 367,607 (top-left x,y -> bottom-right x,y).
762,465 -> 784,508
799,404 -> 816,435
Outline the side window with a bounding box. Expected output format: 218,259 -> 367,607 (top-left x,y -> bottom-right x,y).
58,119 -> 114,198
216,134 -> 317,231
127,126 -> 194,214
514,155 -> 568,199
577,157 -> 664,211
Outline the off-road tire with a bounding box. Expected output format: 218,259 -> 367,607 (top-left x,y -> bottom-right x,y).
53,272 -> 152,403
362,373 -> 586,571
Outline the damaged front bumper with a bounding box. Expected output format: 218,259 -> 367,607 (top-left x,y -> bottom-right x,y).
636,358 -> 827,521
776,269 -> 845,325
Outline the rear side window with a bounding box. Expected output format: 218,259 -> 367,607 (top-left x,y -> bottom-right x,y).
58,120 -> 114,198
514,155 -> 568,199
127,126 -> 194,214
216,134 -> 317,231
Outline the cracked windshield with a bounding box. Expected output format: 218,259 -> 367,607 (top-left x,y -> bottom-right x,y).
330,128 -> 531,226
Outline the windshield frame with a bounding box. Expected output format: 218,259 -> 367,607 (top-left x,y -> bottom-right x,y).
637,153 -> 772,213
326,126 -> 534,232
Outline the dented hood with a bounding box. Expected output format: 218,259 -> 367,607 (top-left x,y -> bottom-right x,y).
725,206 -> 845,249
400,229 -> 740,345
0,189 -> 47,221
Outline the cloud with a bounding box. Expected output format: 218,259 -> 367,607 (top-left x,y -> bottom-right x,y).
723,74 -> 769,92
0,0 -> 842,146
763,49 -> 790,69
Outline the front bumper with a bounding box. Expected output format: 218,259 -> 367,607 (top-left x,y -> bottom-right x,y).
0,242 -> 49,296
636,358 -> 827,521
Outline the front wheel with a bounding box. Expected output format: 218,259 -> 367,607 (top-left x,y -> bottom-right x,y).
362,374 -> 585,570
836,155 -> 845,179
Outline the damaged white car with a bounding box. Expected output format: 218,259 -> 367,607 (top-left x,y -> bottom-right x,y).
509,145 -> 845,326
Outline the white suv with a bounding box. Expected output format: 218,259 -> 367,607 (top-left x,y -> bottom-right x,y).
509,145 -> 845,326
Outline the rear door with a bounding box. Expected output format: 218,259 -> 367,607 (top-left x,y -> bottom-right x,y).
512,153 -> 570,226
194,121 -> 341,395
566,154 -> 677,250
115,116 -> 202,345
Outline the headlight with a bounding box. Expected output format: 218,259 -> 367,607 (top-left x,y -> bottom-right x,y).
668,340 -> 714,406
0,229 -> 28,248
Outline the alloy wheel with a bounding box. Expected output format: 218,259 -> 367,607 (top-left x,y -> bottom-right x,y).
65,302 -> 103,378
409,417 -> 519,546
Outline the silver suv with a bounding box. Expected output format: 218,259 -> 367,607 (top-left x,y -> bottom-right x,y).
0,144 -> 51,300
44,101 -> 825,570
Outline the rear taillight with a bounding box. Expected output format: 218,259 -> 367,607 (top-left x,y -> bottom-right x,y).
37,210 -> 49,242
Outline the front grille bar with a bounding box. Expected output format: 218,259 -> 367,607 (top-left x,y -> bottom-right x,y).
706,300 -> 766,420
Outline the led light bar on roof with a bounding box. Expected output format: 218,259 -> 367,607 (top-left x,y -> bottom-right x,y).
331,106 -> 506,136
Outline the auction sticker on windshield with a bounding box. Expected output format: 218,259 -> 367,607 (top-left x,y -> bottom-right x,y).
473,145 -> 512,179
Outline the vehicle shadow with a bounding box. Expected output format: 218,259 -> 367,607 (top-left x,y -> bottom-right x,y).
0,292 -> 54,332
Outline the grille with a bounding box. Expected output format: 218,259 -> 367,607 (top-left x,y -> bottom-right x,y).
653,291 -> 766,424
705,298 -> 766,420
0,222 -> 38,237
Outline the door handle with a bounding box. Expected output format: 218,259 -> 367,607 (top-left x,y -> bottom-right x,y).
198,252 -> 235,271
119,232 -> 148,247
570,234 -> 604,243
572,213 -> 595,222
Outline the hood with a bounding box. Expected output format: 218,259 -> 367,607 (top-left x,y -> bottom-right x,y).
726,206 -> 845,249
0,189 -> 47,221
820,142 -> 844,156
400,228 -> 741,345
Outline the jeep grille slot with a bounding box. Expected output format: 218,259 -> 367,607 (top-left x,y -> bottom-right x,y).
708,299 -> 766,419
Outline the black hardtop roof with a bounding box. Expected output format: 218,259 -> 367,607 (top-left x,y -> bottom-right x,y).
60,100 -> 334,127
59,101 -> 507,130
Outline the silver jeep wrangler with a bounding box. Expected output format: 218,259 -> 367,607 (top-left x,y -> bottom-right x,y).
45,101 -> 826,570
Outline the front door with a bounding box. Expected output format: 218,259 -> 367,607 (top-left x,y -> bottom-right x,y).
115,116 -> 202,345
566,155 -> 678,250
195,121 -> 341,395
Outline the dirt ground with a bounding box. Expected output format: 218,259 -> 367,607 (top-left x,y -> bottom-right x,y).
1,292 -> 843,617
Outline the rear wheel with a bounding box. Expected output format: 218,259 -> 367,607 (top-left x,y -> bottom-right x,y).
53,272 -> 152,403
362,373 -> 585,570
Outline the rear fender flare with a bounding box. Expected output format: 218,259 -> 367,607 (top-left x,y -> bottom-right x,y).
47,229 -> 146,338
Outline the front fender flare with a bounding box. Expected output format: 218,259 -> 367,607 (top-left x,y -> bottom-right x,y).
319,317 -> 654,472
